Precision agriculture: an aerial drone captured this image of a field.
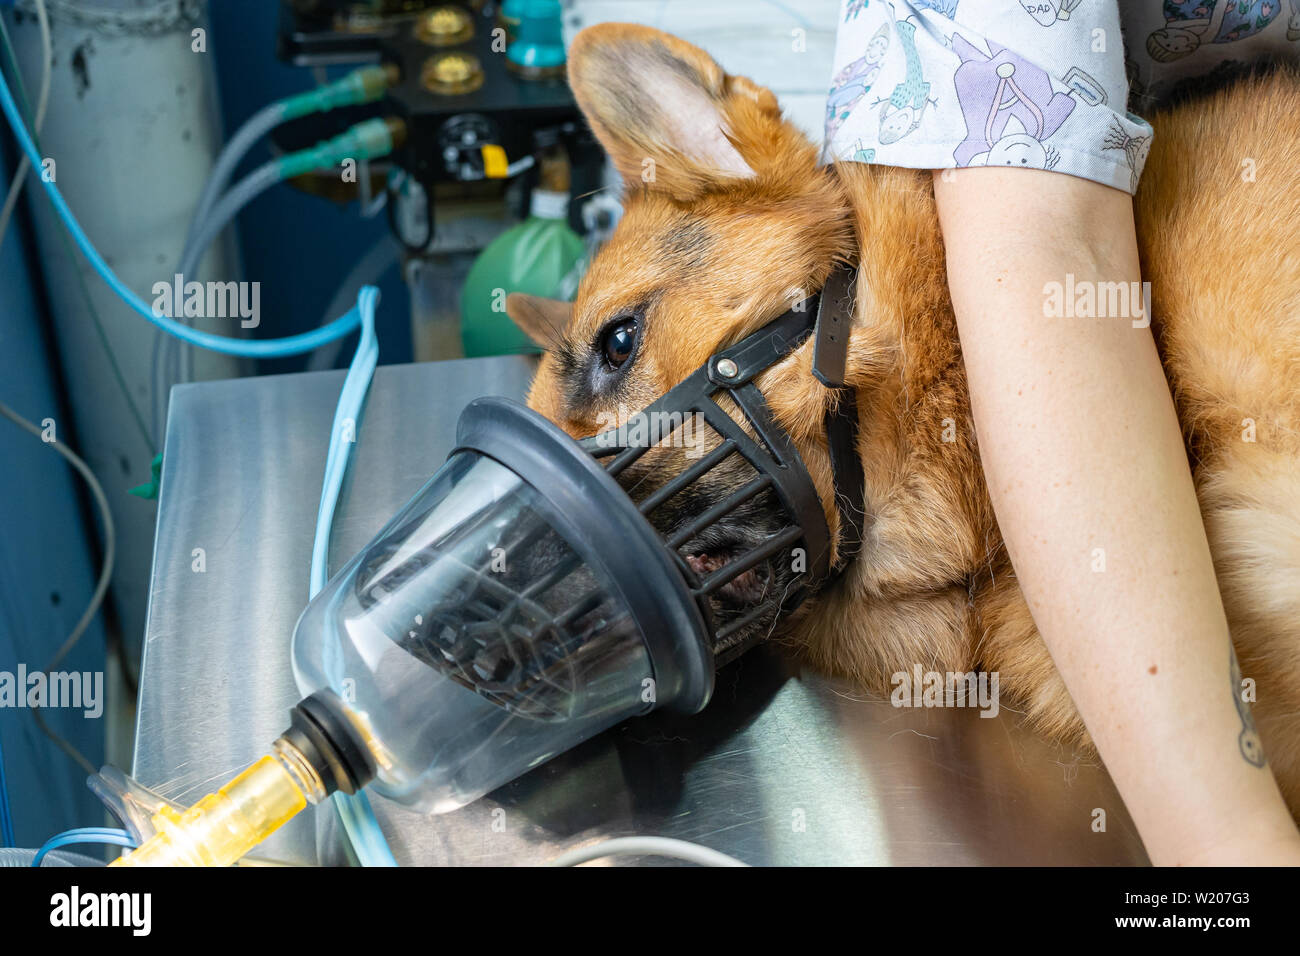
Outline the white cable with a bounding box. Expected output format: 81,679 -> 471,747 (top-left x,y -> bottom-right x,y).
178,160 -> 284,285
544,836 -> 750,867
505,155 -> 535,177
152,158 -> 285,440
150,100 -> 289,434
182,100 -> 287,258
357,158 -> 388,219
0,0 -> 52,245
174,158 -> 282,386
0,399 -> 115,776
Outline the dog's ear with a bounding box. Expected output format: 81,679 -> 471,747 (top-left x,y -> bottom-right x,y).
506,293 -> 571,350
566,23 -> 785,200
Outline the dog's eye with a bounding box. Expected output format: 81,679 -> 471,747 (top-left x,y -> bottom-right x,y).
599,317 -> 638,369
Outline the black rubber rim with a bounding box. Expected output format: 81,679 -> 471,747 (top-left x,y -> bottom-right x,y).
453,397 -> 715,713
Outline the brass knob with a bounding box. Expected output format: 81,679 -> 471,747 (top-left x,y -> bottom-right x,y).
420,51 -> 485,95
415,5 -> 475,47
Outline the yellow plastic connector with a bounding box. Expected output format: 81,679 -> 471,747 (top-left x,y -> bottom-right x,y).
481,144 -> 509,179
111,750 -> 315,867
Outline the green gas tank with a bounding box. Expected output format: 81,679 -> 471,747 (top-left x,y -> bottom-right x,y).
461,183 -> 583,358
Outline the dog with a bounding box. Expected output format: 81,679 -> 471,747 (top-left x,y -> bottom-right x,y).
504,24 -> 1300,817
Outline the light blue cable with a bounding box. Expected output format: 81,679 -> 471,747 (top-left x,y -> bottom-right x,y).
307,285 -> 398,867
0,734 -> 14,847
0,69 -> 360,359
31,828 -> 136,867
1,60 -> 397,866
310,288 -> 379,597
311,293 -> 395,865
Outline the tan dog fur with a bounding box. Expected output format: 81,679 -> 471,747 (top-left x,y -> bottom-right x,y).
507,24 -> 1300,817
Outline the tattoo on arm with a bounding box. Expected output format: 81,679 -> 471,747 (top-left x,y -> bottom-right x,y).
1230,644 -> 1266,768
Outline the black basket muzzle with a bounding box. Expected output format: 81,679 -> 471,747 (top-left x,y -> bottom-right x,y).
581,314 -> 837,659
450,267 -> 864,712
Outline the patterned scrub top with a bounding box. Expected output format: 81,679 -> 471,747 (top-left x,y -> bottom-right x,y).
824,0 -> 1300,193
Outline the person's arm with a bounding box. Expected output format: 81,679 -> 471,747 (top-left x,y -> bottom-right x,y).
932,167 -> 1300,866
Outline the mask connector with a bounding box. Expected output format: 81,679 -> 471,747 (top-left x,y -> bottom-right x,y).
110,692 -> 375,867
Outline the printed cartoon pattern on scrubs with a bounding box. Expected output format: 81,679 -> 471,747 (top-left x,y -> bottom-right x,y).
823,0 -> 1300,193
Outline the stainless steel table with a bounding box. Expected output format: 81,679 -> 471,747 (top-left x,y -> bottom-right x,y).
134,357 -> 1148,866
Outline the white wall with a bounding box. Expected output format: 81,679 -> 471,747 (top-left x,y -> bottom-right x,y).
563,0 -> 841,144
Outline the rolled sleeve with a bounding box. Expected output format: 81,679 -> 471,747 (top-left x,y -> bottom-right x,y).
824,0 -> 1154,194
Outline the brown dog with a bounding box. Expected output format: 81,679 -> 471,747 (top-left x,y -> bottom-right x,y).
506,24 -> 1300,817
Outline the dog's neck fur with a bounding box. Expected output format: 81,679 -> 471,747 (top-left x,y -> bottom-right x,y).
759,163 -> 998,606
746,161 -> 1004,687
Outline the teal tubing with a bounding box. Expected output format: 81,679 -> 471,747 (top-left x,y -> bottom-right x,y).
185,65 -> 396,253
178,118 -> 401,283
281,65 -> 396,121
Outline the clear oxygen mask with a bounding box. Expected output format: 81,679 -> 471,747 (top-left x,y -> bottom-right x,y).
291,446 -> 660,814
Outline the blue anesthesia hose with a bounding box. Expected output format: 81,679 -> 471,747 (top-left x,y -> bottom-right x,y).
307,285 -> 397,867
31,828 -> 135,867
0,68 -> 358,359
0,66 -> 398,865
311,289 -> 379,600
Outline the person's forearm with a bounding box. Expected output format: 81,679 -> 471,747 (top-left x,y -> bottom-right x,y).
932,167 -> 1299,865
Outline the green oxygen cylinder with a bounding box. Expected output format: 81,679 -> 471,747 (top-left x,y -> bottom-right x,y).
461,151 -> 584,357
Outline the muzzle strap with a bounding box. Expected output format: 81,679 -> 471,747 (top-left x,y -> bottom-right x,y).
813,266 -> 867,575
812,266 -> 856,389
823,387 -> 866,571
